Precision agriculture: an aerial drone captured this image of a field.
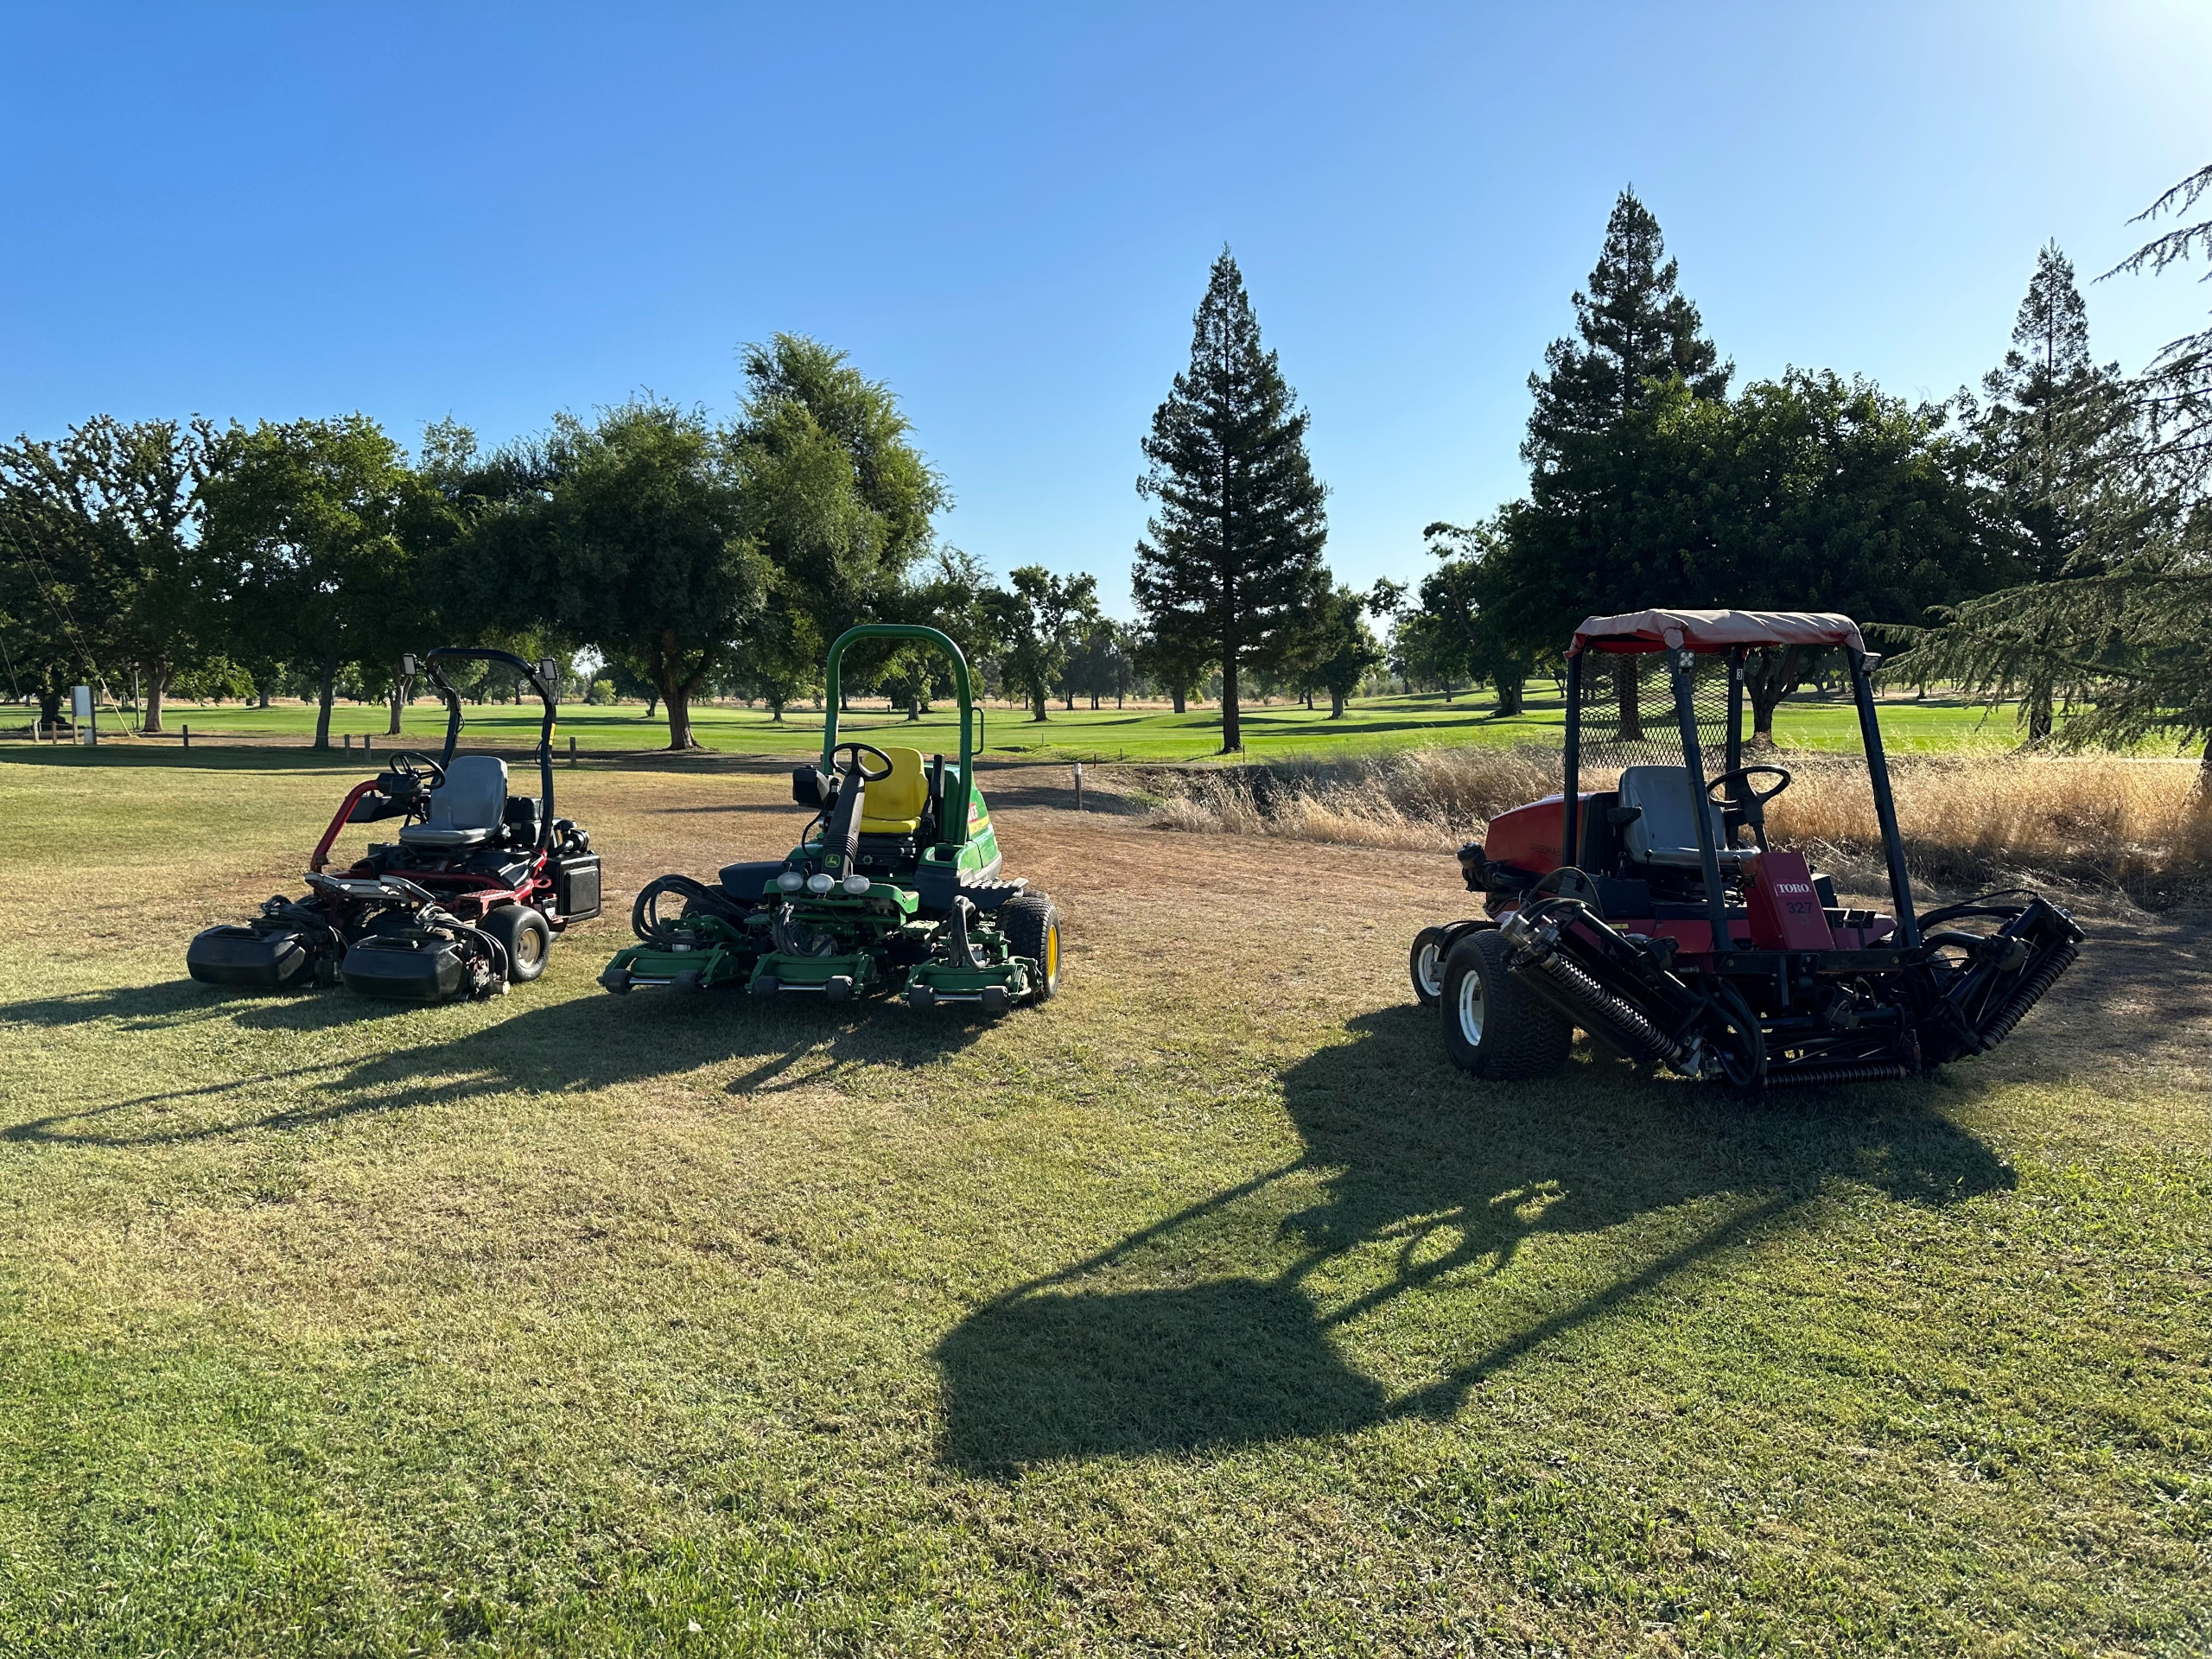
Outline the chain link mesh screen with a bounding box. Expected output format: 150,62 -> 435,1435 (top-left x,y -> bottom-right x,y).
1575,652 -> 1734,787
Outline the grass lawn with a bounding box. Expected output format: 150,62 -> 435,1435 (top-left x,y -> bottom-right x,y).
67,686 -> 2061,764
0,747 -> 2206,1655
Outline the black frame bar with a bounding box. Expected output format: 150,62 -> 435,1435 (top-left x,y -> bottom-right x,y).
1560,652 -> 1583,868
1668,645 -> 1732,943
416,647 -> 560,859
1848,650 -> 1919,948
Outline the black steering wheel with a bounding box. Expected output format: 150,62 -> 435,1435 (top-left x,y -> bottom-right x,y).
1706,765 -> 1792,830
380,751 -> 447,795
830,741 -> 895,783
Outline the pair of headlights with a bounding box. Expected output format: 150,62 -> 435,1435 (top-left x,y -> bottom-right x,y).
777,869 -> 871,897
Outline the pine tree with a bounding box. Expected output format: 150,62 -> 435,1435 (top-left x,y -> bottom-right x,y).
1135,250 -> 1327,753
1965,242 -> 2145,741
1482,188 -> 1732,719
1522,187 -> 1731,472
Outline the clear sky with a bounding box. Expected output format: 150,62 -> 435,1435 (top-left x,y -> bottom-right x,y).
3,3 -> 2207,616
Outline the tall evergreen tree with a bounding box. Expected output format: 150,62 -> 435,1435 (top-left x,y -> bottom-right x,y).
1962,242 -> 2145,740
1522,187 -> 1731,471
1134,250 -> 1327,753
1484,188 -> 1732,688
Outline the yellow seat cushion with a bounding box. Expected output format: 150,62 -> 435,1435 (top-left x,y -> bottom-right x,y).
858,747 -> 929,835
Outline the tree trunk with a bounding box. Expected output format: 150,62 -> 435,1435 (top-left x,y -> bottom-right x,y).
1172,689 -> 1186,715
1304,690 -> 1313,710
1090,692 -> 1100,710
1221,656 -> 1242,753
1031,682 -> 1048,721
769,696 -> 785,723
1329,688 -> 1346,719
1493,674 -> 1524,717
907,697 -> 922,722
1616,658 -> 1642,741
142,664 -> 166,734
313,658 -> 339,750
257,685 -> 271,709
642,694 -> 659,720
387,682 -> 404,735
1745,647 -> 1802,744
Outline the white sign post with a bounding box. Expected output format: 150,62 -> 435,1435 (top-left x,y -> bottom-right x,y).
72,684 -> 94,747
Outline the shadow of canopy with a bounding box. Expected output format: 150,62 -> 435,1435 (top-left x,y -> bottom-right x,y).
936,1006 -> 2015,1474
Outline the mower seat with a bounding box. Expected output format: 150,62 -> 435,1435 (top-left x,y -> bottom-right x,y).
399,755 -> 509,849
857,747 -> 929,836
1617,765 -> 1753,871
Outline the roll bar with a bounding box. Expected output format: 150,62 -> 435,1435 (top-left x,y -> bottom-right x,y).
820,625 -> 975,848
402,647 -> 562,860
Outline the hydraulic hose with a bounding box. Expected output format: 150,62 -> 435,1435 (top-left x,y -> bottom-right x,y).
632,873 -> 749,946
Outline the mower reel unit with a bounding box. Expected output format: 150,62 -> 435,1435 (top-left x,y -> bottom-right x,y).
1410,609 -> 2081,1087
601,624 -> 1062,1014
187,648 -> 602,1002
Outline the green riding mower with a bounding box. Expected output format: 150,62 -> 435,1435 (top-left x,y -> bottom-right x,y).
601,624 -> 1063,1014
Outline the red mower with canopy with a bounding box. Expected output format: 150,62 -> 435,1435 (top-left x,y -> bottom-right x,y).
1408,610 -> 2082,1087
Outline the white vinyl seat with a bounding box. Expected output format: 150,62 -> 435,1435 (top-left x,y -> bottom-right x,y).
398,755 -> 509,849
1617,765 -> 1752,869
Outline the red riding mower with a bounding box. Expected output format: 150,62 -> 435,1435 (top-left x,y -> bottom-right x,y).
1409,610 -> 2082,1087
187,648 -> 602,1002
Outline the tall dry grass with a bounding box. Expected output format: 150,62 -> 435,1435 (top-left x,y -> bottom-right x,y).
1141,745 -> 2212,895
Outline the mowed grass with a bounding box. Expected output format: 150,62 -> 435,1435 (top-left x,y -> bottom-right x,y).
69,685 -> 2065,763
0,747 -> 2207,1656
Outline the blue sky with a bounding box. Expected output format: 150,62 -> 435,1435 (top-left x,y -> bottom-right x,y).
3,3 -> 2207,616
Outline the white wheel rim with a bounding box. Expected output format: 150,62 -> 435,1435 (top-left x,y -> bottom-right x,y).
1417,943 -> 1443,998
1457,966 -> 1485,1045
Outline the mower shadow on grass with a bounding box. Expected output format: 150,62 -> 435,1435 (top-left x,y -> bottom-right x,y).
935,1007 -> 2016,1475
1,984 -> 995,1149
0,977 -> 425,1035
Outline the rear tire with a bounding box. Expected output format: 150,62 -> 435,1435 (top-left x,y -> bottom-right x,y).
1410,926 -> 1449,1008
1440,929 -> 1572,1080
999,894 -> 1062,1002
484,905 -> 551,983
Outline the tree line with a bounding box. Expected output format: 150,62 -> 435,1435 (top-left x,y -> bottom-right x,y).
6,166 -> 2205,762
1371,169 -> 2212,772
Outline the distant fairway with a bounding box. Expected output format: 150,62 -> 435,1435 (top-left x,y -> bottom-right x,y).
101,686 -> 2050,762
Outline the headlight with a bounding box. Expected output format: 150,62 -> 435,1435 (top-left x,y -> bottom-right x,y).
777,870 -> 804,893
842,874 -> 870,894
806,873 -> 834,894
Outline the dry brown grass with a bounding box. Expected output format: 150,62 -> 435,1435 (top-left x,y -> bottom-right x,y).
1140,745 -> 2212,896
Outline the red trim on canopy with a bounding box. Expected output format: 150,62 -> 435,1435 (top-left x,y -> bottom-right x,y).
1567,608 -> 1866,657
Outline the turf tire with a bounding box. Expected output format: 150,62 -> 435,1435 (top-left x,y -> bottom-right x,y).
1409,926 -> 1449,1008
1440,928 -> 1572,1080
998,894 -> 1062,1002
483,905 -> 552,984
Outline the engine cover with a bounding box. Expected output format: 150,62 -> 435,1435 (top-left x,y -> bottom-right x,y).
1744,851 -> 1836,950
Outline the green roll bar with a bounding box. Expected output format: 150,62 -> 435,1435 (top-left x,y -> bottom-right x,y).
820,624 -> 976,848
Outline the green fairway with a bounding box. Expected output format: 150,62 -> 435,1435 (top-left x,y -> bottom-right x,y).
0,750 -> 2206,1655
94,685 -> 2050,763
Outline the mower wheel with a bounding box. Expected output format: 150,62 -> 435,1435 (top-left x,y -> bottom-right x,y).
1409,926 -> 1450,1008
999,894 -> 1062,1001
1440,929 -> 1572,1081
484,905 -> 552,983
